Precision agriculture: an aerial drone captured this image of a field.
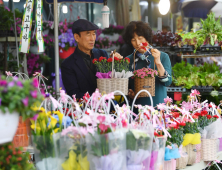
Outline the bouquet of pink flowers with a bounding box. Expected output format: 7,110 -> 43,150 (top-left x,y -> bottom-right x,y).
133,68 -> 158,79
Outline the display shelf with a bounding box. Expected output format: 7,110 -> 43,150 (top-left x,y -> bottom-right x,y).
167,87 -> 186,92
181,53 -> 222,59
0,37 -> 20,42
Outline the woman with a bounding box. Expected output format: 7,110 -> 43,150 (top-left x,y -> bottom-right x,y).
123,21 -> 172,107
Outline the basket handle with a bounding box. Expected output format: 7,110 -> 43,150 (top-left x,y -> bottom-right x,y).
111,50 -> 116,78
131,89 -> 153,113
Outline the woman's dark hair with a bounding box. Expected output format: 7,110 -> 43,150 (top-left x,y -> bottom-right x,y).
123,21 -> 153,45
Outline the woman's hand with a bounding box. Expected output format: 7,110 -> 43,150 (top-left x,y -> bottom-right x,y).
110,52 -> 123,59
151,49 -> 161,65
128,89 -> 140,99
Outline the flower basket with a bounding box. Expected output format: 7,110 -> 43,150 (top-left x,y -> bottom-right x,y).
97,78 -> 128,95
176,155 -> 188,169
134,77 -> 155,97
184,144 -> 197,165
201,139 -> 217,161
12,116 -> 30,147
59,47 -> 75,59
0,110 -> 19,144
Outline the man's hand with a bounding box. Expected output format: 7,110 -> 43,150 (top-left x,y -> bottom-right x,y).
110,52 -> 123,59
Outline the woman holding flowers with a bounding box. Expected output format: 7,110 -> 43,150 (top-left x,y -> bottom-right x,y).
123,21 -> 172,108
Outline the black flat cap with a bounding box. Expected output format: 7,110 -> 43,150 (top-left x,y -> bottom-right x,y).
72,19 -> 99,34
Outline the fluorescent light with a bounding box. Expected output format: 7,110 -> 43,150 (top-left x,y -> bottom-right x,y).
3,0 -> 9,2
139,1 -> 148,6
24,4 -> 26,8
97,23 -> 102,27
62,5 -> 68,14
13,0 -> 20,2
159,0 -> 170,15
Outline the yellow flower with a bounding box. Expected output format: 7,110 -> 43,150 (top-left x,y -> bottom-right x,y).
48,115 -> 58,129
62,150 -> 81,170
30,119 -> 47,134
54,110 -> 64,125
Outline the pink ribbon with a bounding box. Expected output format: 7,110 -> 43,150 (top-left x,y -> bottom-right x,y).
49,95 -> 61,109
5,71 -> 12,76
33,72 -> 48,80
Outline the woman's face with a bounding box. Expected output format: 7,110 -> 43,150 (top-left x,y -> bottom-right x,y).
131,33 -> 149,53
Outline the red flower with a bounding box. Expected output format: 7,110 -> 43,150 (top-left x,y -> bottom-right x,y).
200,110 -> 208,116
206,115 -> 212,119
213,115 -> 219,119
107,58 -> 113,62
125,57 -> 130,63
92,58 -> 98,64
171,112 -> 180,118
179,122 -> 186,126
114,57 -> 120,61
17,157 -> 22,161
99,56 -> 106,62
142,42 -> 148,46
154,131 -> 163,137
209,104 -> 212,108
194,112 -> 201,116
192,115 -> 199,119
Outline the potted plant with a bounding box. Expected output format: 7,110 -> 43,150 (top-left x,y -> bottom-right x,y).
95,37 -> 112,50
43,20 -> 53,35
0,75 -> 43,144
58,28 -> 77,59
0,142 -> 35,170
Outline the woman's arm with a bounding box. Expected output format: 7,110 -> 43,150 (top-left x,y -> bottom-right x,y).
151,49 -> 172,87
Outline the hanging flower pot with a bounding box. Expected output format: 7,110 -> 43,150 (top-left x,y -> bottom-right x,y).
30,46 -> 43,54
59,47 -> 75,59
0,110 -> 19,144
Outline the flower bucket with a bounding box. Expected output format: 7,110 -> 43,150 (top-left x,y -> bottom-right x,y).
134,77 -> 155,97
59,47 -> 75,59
176,146 -> 188,169
174,92 -> 182,101
0,110 -> 19,144
12,116 -> 30,147
97,78 -> 128,95
201,139 -> 217,161
30,46 -> 43,54
164,159 -> 176,170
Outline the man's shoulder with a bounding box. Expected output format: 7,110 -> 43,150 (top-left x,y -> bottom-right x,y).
61,52 -> 76,67
92,48 -> 108,58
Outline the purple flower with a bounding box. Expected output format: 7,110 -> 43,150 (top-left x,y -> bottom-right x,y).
31,114 -> 39,121
0,80 -> 7,86
17,81 -> 23,87
22,97 -> 29,106
31,90 -> 38,98
8,81 -> 14,87
33,78 -> 39,88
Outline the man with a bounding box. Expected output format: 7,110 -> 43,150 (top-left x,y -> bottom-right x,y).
61,19 -> 123,99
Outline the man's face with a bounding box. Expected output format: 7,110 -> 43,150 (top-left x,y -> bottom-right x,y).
74,30 -> 96,51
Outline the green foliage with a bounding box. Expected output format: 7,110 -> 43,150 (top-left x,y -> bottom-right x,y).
172,62 -> 222,88
0,76 -> 44,120
183,122 -> 199,134
180,12 -> 222,52
0,142 -> 35,170
167,127 -> 184,147
0,6 -> 14,31
126,130 -> 151,151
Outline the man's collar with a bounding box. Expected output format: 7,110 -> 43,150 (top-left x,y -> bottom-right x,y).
76,46 -> 94,57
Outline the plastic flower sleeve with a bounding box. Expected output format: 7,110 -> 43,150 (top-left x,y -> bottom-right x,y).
86,130 -> 127,170
32,96 -> 64,170
149,137 -> 166,170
